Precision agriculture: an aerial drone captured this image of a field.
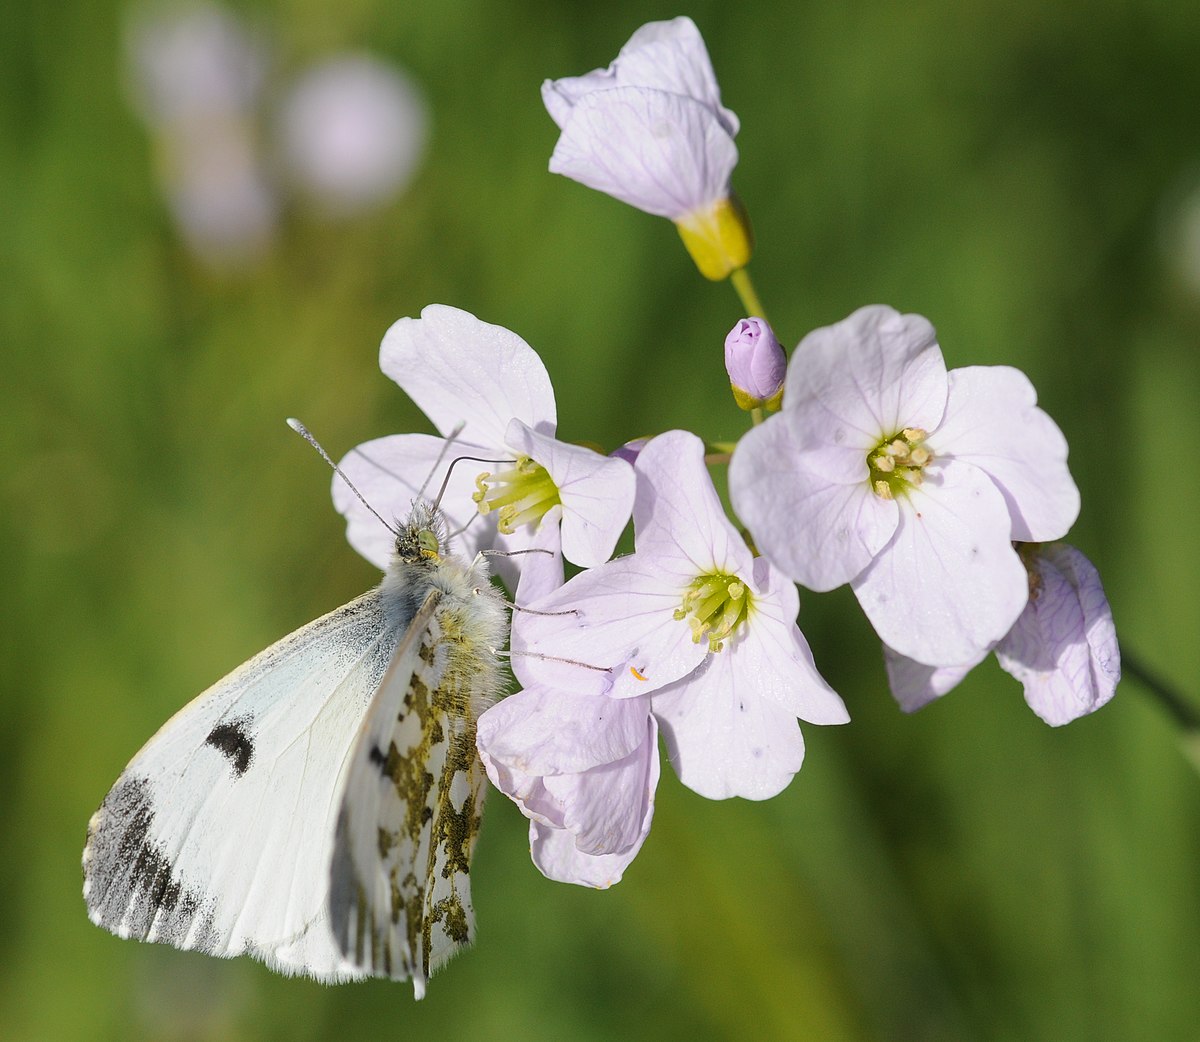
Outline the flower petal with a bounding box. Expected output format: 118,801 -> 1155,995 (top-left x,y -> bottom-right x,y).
786,305 -> 948,478
549,86 -> 737,219
542,16 -> 737,136
738,557 -> 849,724
513,504 -> 564,606
730,415 -> 897,591
652,654 -> 807,800
882,645 -> 983,712
476,686 -> 650,776
544,712 -> 658,855
851,459 -> 1029,665
931,366 -> 1079,542
514,555 -> 707,699
604,16 -> 736,134
634,430 -> 751,576
333,432 -> 497,569
995,543 -> 1120,725
379,304 -> 557,448
505,419 -> 634,567
530,750 -> 656,893
479,757 -> 562,829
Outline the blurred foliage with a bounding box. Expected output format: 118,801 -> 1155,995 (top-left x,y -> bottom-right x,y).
3,0 -> 1200,1040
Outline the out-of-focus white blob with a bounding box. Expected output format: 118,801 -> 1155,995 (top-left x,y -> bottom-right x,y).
156,118 -> 278,267
276,56 -> 428,215
124,3 -> 277,269
125,3 -> 268,130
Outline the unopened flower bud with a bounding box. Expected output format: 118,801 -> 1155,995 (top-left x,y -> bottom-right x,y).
676,194 -> 754,281
724,317 -> 784,411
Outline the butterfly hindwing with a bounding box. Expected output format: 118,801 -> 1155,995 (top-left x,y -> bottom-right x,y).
82,590 -> 404,981
331,581 -> 494,998
328,587 -> 440,985
331,567 -> 503,998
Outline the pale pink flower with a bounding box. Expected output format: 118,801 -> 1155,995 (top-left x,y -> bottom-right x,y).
543,17 -> 738,221
885,543 -> 1120,725
334,306 -> 634,580
730,305 -> 1080,667
477,687 -> 659,889
514,430 -> 847,801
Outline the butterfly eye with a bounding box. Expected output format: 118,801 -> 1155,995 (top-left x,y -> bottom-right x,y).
417,530 -> 441,559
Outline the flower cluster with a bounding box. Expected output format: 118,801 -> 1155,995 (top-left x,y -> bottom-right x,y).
334,16 -> 1119,888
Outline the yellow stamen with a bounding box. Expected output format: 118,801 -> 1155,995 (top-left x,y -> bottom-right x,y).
472,456 -> 561,534
677,571 -> 753,653
868,427 -> 933,500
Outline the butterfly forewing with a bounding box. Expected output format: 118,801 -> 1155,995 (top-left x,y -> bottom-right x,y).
83,591 -> 402,981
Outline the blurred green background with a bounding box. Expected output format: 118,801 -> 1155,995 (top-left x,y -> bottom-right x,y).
5,1 -> 1200,1039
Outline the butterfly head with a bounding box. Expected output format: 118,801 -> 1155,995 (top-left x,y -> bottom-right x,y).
394,501 -> 449,565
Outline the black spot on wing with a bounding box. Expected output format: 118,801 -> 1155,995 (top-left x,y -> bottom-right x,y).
368,744 -> 400,781
83,775 -> 219,950
205,717 -> 255,777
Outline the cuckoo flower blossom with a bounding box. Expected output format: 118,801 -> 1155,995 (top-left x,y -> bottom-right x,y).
515,430 -> 848,801
730,305 -> 1080,667
885,543 -> 1120,725
542,17 -> 750,280
333,305 -> 634,579
478,506 -> 658,888
478,687 -> 659,888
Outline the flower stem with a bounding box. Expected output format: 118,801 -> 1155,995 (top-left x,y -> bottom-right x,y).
1123,651 -> 1200,774
730,267 -> 768,322
1124,651 -> 1200,731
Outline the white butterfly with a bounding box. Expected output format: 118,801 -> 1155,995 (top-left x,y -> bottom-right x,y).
82,499 -> 508,999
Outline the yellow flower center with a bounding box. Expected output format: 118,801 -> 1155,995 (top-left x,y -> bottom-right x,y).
472,456 -> 561,534
867,428 -> 932,500
674,571 -> 753,653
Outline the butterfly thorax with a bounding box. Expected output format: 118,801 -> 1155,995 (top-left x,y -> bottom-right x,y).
379,518 -> 507,718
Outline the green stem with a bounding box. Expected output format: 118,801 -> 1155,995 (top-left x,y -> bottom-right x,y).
730,267 -> 768,322
1123,652 -> 1200,732
1122,651 -> 1200,774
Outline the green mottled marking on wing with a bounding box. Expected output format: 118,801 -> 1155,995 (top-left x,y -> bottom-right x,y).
418,598 -> 492,975
330,582 -> 500,997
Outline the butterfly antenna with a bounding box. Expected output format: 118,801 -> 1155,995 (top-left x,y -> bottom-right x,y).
416,421 -> 467,501
410,422 -> 513,518
432,453 -> 516,513
286,418 -> 400,537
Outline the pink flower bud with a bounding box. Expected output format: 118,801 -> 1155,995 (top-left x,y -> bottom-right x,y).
724,317 -> 785,410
